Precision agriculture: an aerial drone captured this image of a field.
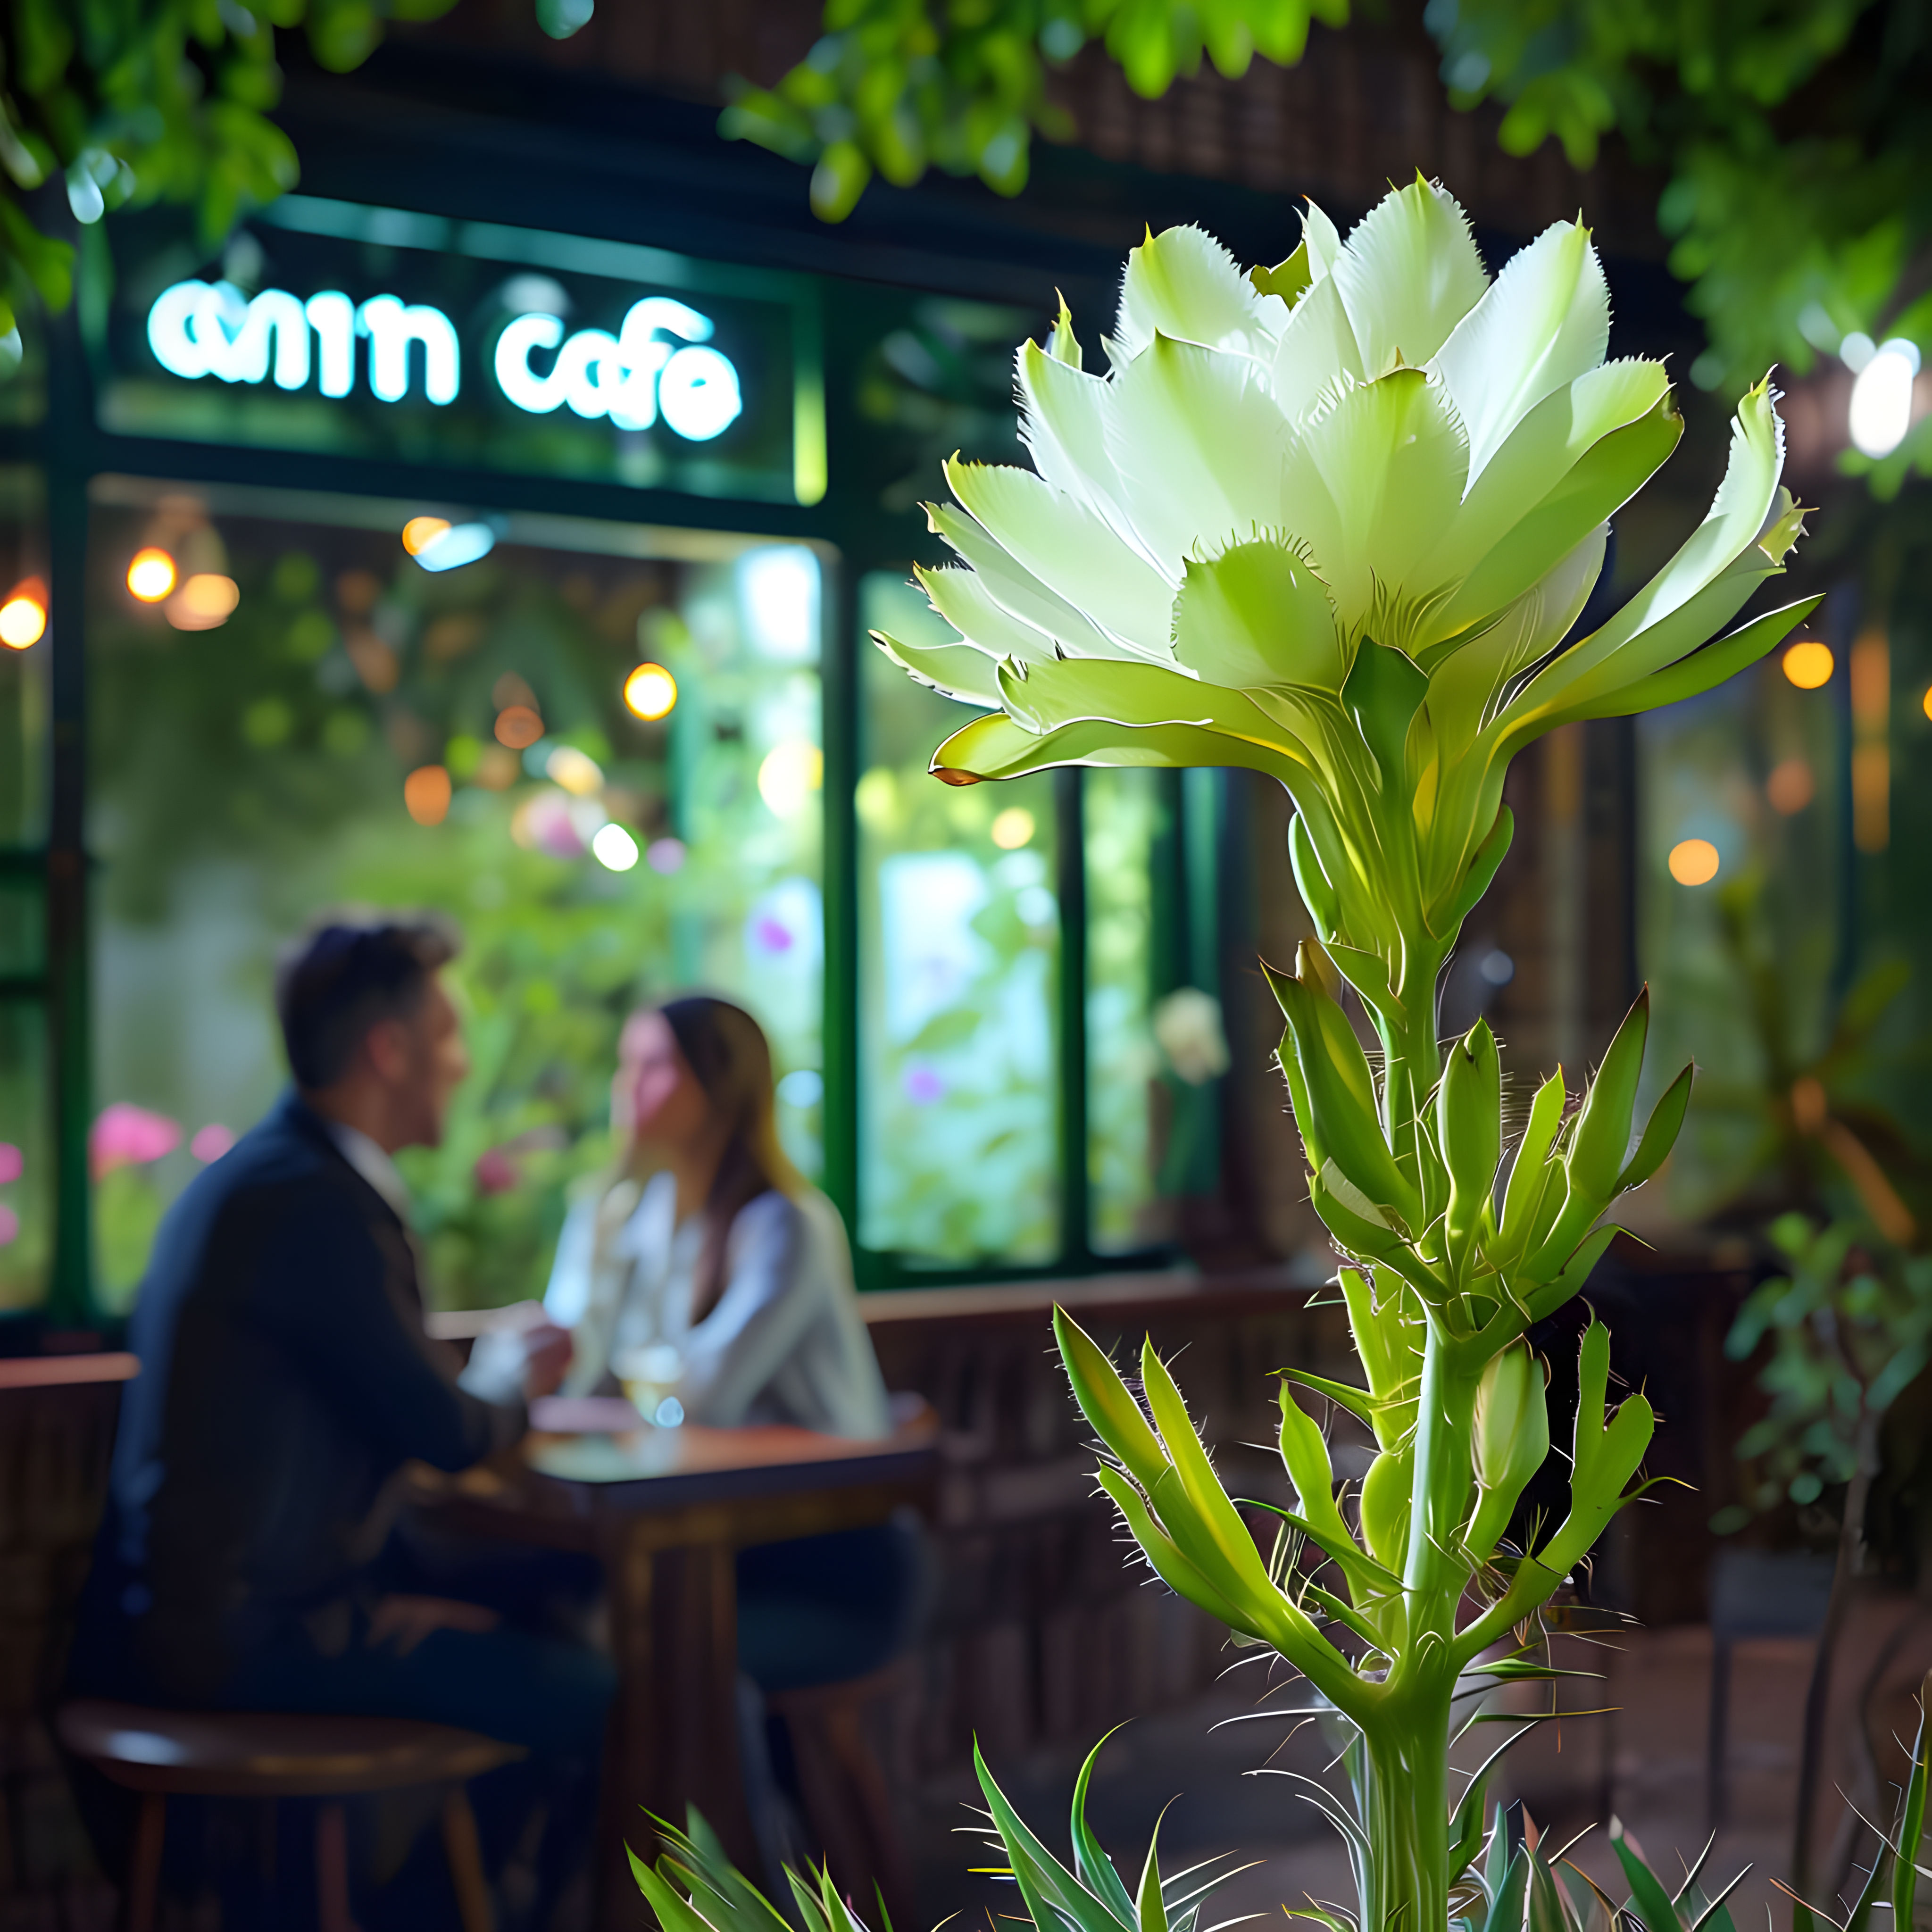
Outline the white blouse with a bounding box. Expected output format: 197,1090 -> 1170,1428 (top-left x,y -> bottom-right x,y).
543,1172 -> 891,1440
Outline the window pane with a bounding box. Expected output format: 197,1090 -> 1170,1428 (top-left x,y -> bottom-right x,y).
857,572 -> 1059,1266
0,466 -> 49,847
1640,663 -> 1843,1216
1085,767 -> 1167,1252
0,1001 -> 50,1312
89,481 -> 826,1310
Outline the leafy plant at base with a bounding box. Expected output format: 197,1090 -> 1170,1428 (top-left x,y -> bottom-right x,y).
856,176 -> 1815,1932
632,1701 -> 1932,1932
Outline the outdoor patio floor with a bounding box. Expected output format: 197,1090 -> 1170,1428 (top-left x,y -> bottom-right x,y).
904,1625 -> 1825,1932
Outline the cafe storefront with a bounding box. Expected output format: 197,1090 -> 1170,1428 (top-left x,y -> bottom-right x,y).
0,61 -> 1265,1325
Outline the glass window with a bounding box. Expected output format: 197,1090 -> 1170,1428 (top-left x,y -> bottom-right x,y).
855,571 -> 1060,1268
0,1001 -> 50,1312
0,466 -> 49,848
88,478 -> 826,1310
1639,653 -> 1845,1216
1085,767 -> 1167,1252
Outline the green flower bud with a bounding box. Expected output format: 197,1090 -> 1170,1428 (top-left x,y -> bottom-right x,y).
1466,1342 -> 1549,1560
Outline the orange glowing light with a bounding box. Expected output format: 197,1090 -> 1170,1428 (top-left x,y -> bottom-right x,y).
403,765 -> 453,826
623,662 -> 677,721
1667,838 -> 1721,886
494,705 -> 544,749
401,516 -> 452,557
1782,641 -> 1834,689
127,548 -> 177,602
165,574 -> 240,632
0,579 -> 46,650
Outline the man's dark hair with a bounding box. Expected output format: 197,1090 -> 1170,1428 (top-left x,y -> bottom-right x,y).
275,915 -> 459,1091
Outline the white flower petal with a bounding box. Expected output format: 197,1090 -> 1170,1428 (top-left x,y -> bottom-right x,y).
944,457 -> 1177,660
1109,225 -> 1287,366
1332,178 -> 1489,378
1279,369 -> 1469,633
1104,335 -> 1292,565
1432,218 -> 1610,485
1270,274 -> 1366,426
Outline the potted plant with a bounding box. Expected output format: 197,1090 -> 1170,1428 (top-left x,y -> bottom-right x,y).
635,178 -> 1931,1932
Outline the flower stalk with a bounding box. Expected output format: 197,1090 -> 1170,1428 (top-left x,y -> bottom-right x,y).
876,176 -> 1818,1932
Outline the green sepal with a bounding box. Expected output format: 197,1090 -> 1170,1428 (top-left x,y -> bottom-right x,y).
1566,988 -> 1650,1199
1095,1464 -> 1265,1641
1439,805 -> 1515,939
1290,811 -> 1340,937
1617,1062 -> 1692,1192
1275,1363 -> 1383,1432
1140,1342 -> 1280,1606
1496,1070 -> 1567,1264
1055,1306 -> 1168,1492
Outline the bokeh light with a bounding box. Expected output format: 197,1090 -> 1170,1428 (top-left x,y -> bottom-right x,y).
646,837 -> 685,874
401,516 -> 452,557
1766,757 -> 1815,815
624,661 -> 677,720
165,574 -> 240,632
0,1142 -> 21,1184
127,548 -> 177,601
990,807 -> 1035,850
757,739 -> 823,818
591,822 -> 640,871
1782,641 -> 1834,689
1667,838 -> 1721,886
403,765 -> 453,825
1922,684 -> 1932,724
0,580 -> 45,649
494,705 -> 544,749
190,1124 -> 235,1163
546,745 -> 604,795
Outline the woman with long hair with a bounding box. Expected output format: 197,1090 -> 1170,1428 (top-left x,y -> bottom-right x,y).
544,996 -> 889,1439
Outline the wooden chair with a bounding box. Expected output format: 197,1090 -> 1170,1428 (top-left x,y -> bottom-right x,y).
767,1664 -> 916,1931
57,1700 -> 523,1932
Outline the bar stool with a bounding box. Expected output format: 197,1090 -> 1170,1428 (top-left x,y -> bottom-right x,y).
57,1699 -> 523,1932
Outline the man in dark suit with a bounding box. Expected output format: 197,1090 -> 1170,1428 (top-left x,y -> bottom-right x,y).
72,916 -> 613,1927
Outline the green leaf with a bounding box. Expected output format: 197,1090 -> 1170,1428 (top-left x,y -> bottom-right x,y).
1069,1733 -> 1139,1926
1610,1819 -> 1682,1932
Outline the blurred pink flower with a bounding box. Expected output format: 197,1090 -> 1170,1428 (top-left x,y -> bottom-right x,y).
902,1064 -> 945,1105
0,1205 -> 17,1247
0,1143 -> 21,1185
190,1124 -> 236,1164
92,1103 -> 182,1177
474,1147 -> 520,1195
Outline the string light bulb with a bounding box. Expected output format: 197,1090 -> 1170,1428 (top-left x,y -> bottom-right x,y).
127,548 -> 177,602
0,579 -> 46,649
624,661 -> 677,720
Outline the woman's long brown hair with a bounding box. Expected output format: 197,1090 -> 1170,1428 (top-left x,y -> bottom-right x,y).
654,996 -> 804,1321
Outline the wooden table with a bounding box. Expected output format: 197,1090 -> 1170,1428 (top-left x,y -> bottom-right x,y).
419,1402 -> 939,1928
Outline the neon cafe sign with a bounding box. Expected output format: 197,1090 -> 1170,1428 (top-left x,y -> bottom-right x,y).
144,281 -> 744,441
